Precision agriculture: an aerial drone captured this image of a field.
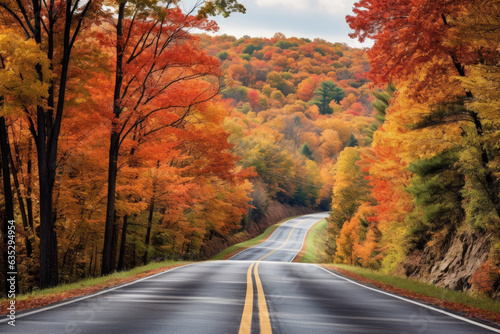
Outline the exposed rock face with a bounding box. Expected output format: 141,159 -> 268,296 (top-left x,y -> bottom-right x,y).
398,229 -> 491,291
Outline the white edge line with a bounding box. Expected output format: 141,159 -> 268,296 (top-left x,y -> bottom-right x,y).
230,213 -> 329,261
228,217 -> 298,260
289,217 -> 327,263
0,263 -> 195,323
316,265 -> 500,333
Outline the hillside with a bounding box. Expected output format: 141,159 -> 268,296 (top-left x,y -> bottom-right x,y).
2,0 -> 499,302
200,22 -> 500,299
199,33 -> 377,218
323,0 -> 500,299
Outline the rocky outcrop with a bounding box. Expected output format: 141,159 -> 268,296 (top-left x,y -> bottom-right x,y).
397,229 -> 491,292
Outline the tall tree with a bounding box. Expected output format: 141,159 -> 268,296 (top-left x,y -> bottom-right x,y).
311,81 -> 345,115
0,0 -> 97,287
100,1 -> 244,274
0,29 -> 53,287
347,0 -> 500,222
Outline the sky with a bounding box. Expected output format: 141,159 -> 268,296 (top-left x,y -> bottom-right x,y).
181,0 -> 371,48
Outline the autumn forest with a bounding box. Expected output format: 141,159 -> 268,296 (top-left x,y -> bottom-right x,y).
1,0 -> 500,299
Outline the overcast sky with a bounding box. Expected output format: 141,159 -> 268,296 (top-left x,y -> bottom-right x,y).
182,0 -> 371,48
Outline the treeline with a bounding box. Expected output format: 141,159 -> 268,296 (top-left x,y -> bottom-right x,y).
327,0 -> 500,297
0,0 -> 249,293
199,33 -> 377,219
0,0 -> 380,293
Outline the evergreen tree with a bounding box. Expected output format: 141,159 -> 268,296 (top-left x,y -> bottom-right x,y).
406,149 -> 465,249
346,134 -> 358,147
299,143 -> 313,159
311,81 -> 345,114
366,83 -> 396,144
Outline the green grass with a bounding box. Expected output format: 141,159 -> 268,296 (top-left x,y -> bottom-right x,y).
331,263 -> 500,315
300,219 -> 329,263
210,217 -> 295,260
1,260 -> 189,302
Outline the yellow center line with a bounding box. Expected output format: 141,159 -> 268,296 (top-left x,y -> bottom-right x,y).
239,220 -> 309,333
257,220 -> 306,261
254,262 -> 272,334
238,262 -> 255,334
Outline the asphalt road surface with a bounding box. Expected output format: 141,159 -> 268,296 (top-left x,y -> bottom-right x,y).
1,212 -> 499,334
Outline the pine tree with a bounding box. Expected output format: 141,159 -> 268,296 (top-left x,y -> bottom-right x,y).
311,81 -> 345,115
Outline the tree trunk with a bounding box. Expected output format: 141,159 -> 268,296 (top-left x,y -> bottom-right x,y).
8,137 -> 32,257
117,215 -> 128,271
143,172 -> 158,264
0,117 -> 17,296
93,244 -> 98,277
143,198 -> 155,264
35,109 -> 59,288
26,139 -> 33,231
102,1 -> 126,276
110,218 -> 119,270
468,111 -> 500,218
447,53 -> 500,219
132,237 -> 137,267
102,131 -> 120,275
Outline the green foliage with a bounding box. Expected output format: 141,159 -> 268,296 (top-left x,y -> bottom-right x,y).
300,219 -> 329,263
274,40 -> 297,49
243,42 -> 263,55
314,47 -> 325,56
406,149 -> 464,249
197,0 -> 246,18
310,81 -> 345,115
366,83 -> 395,144
221,86 -> 248,102
266,71 -> 295,96
216,51 -> 229,61
299,143 -> 313,159
331,264 -> 500,316
292,186 -> 308,206
346,134 -> 358,147
372,83 -> 395,124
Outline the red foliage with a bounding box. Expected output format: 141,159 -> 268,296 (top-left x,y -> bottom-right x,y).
471,261 -> 499,297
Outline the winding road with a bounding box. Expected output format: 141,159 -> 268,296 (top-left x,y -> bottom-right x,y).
1,212 -> 500,333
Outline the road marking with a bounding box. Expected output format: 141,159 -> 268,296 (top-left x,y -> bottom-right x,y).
289,218 -> 326,263
257,219 -> 306,261
239,262 -> 273,334
228,218 -> 298,260
236,214 -> 329,332
316,265 -> 500,334
239,262 -> 255,334
0,263 -> 196,324
254,262 -> 272,334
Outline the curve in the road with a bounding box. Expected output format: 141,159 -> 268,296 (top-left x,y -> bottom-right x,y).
229,212 -> 329,262
2,212 -> 500,334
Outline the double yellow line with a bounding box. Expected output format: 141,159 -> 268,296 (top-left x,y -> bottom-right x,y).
238,219 -> 307,334
238,262 -> 272,334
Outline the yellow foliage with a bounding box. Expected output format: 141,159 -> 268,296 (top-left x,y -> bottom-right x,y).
0,29 -> 52,115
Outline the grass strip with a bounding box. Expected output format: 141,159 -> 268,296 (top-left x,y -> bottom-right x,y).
324,263 -> 500,323
211,217 -> 296,260
0,260 -> 190,315
295,218 -> 328,263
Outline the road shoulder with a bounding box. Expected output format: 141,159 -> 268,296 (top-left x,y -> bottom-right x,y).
321,264 -> 500,325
